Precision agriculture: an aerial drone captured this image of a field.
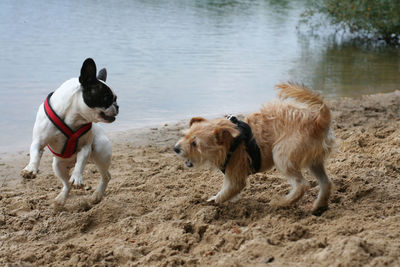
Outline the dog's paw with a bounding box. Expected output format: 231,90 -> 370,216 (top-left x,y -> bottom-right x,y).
69,174 -> 84,189
311,206 -> 329,216
229,194 -> 242,203
207,194 -> 226,204
90,191 -> 103,205
54,194 -> 67,207
269,196 -> 290,208
52,199 -> 67,212
20,167 -> 38,179
207,195 -> 218,202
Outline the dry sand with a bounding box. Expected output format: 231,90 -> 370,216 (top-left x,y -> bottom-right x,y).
1,91 -> 399,266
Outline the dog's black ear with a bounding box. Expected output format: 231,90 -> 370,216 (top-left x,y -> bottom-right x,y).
97,68 -> 107,82
79,58 -> 97,86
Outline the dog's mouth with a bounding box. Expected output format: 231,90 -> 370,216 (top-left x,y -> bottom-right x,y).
185,160 -> 194,168
100,112 -> 116,123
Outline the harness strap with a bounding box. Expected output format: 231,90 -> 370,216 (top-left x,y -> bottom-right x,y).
44,92 -> 92,158
220,116 -> 261,174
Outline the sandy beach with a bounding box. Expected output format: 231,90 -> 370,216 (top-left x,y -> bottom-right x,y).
1,91 -> 399,266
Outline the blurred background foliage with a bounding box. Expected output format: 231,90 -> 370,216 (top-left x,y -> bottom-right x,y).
302,0 -> 400,45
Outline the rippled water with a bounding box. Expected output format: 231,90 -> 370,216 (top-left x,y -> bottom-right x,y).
0,0 -> 399,153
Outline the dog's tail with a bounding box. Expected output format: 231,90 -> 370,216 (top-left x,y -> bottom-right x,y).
275,82 -> 331,134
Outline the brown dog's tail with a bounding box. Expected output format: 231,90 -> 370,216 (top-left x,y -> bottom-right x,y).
275,82 -> 331,134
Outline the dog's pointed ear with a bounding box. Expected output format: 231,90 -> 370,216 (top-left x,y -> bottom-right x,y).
214,126 -> 238,146
97,68 -> 107,82
79,58 -> 97,86
190,117 -> 206,127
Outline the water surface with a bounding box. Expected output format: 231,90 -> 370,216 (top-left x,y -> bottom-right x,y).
0,0 -> 399,153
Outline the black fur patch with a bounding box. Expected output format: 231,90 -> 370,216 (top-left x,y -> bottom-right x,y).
79,58 -> 115,109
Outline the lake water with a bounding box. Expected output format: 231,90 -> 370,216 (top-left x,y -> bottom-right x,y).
1,0 -> 399,153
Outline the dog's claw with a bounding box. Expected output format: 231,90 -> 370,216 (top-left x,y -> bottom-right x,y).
69,180 -> 85,189
74,184 -> 85,190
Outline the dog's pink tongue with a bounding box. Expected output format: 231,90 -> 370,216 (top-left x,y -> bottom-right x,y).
185,160 -> 193,168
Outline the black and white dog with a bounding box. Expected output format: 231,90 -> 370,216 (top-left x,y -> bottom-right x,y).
21,58 -> 119,206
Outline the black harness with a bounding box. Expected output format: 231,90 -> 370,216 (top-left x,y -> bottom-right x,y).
220,115 -> 261,174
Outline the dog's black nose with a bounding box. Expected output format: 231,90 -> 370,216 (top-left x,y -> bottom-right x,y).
114,103 -> 119,113
173,145 -> 181,154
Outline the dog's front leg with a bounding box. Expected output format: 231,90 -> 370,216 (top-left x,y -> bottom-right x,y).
208,175 -> 246,204
69,145 -> 91,188
21,139 -> 44,179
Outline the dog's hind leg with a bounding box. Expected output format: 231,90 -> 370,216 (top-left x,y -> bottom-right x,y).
53,157 -> 72,206
271,146 -> 310,207
90,133 -> 112,204
271,169 -> 310,207
310,163 -> 332,216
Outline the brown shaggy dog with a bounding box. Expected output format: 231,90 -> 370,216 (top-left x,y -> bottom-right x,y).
174,83 -> 336,215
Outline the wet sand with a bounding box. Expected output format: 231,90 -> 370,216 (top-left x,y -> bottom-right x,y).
1,91 -> 399,266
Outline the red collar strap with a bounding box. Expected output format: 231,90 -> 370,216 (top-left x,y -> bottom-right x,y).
44,92 -> 92,158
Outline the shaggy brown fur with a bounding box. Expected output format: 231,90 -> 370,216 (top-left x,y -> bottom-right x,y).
174,83 -> 336,215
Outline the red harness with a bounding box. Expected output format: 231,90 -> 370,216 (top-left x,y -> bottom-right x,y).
44,92 -> 92,158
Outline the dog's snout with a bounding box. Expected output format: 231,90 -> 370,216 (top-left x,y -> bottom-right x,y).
174,145 -> 181,154
114,103 -> 119,114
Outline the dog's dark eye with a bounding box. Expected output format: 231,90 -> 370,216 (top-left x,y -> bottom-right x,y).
191,140 -> 197,147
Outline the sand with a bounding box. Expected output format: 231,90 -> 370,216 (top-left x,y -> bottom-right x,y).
1,91 -> 399,266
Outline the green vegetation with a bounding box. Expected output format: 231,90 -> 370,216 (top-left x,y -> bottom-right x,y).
303,0 -> 400,45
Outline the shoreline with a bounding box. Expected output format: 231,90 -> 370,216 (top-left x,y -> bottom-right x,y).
0,109 -> 248,156
1,90 -> 399,266
0,90 -> 395,158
